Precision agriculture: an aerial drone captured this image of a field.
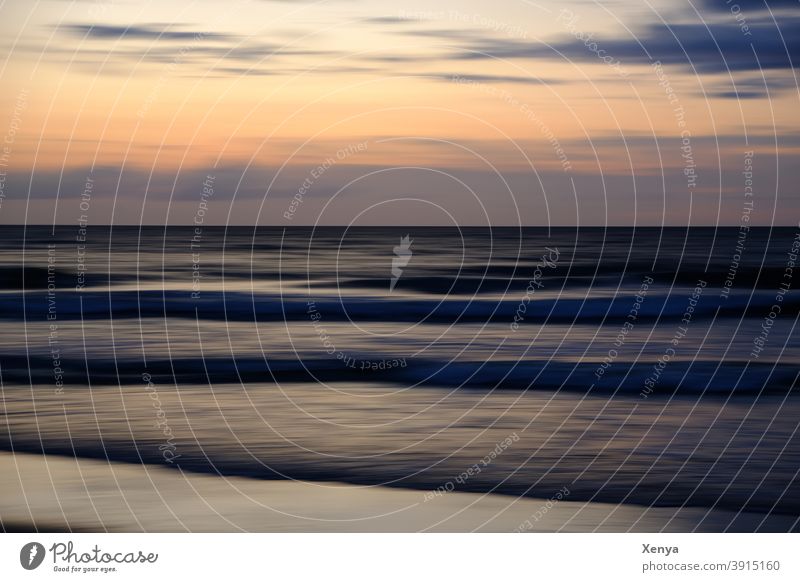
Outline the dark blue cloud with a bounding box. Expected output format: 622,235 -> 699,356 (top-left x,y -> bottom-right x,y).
47,24 -> 347,75
430,72 -> 562,85
707,73 -> 798,98
362,16 -> 411,24
451,17 -> 799,74
59,23 -> 231,41
698,0 -> 799,11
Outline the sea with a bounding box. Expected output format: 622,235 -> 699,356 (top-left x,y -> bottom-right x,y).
1,225 -> 798,531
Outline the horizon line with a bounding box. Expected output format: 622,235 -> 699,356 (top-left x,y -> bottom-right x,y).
4,224 -> 798,229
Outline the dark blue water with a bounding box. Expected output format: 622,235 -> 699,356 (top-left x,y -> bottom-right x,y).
1,226 -> 798,528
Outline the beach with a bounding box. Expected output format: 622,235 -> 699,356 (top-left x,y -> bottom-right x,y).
4,452 -> 796,533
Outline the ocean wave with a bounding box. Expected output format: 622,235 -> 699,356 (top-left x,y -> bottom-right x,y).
2,354 -> 796,394
0,289 -> 797,323
3,383 -> 799,518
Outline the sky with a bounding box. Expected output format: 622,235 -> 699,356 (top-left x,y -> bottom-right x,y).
0,0 -> 797,226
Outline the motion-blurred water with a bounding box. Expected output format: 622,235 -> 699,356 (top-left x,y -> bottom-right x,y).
1,226 -> 798,529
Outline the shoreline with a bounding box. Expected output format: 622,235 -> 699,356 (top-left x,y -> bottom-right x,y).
2,452 -> 795,533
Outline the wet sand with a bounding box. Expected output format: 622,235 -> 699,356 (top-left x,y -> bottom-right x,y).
2,452 -> 795,532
